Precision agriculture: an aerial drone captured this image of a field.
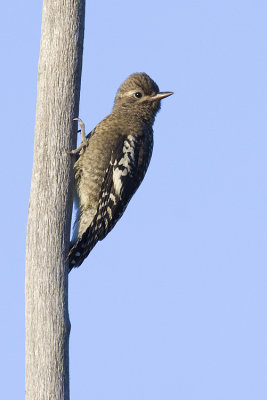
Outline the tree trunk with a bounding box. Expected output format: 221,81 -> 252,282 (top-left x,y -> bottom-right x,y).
25,1 -> 85,399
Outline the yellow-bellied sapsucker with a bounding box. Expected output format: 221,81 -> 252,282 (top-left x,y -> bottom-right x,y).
68,73 -> 173,270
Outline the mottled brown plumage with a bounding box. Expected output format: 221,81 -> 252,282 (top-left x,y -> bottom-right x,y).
68,73 -> 173,270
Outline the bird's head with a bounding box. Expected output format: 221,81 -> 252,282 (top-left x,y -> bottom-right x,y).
113,73 -> 173,123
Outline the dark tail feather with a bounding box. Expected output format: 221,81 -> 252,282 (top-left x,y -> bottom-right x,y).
67,228 -> 98,272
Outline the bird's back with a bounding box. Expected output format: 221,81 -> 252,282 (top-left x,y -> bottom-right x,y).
74,112 -> 153,239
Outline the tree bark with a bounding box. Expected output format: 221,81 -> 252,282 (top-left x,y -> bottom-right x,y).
25,1 -> 85,399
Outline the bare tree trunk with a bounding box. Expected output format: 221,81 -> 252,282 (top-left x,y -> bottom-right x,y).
25,1 -> 85,399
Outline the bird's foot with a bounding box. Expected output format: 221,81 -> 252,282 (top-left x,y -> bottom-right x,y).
70,118 -> 88,155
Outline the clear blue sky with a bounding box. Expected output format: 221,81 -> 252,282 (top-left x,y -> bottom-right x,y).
1,1 -> 266,399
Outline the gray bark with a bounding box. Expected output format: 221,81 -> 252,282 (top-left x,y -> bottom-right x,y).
25,1 -> 85,399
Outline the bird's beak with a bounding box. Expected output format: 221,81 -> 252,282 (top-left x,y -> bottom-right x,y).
150,91 -> 174,101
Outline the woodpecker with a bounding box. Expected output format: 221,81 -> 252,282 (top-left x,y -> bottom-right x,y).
68,73 -> 173,270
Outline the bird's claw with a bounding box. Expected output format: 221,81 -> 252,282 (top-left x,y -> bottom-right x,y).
69,141 -> 88,155
70,118 -> 88,155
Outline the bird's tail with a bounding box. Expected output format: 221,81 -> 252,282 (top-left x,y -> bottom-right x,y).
67,228 -> 98,271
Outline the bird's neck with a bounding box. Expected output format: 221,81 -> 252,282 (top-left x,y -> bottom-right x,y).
113,105 -> 156,126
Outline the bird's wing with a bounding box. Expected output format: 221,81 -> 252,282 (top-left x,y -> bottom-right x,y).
68,133 -> 149,269
95,133 -> 144,239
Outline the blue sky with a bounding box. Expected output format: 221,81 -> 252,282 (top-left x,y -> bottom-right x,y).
1,0 -> 266,399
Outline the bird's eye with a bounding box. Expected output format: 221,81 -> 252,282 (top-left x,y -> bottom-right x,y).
134,92 -> 142,98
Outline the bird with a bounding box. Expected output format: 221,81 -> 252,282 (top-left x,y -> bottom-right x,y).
68,72 -> 173,270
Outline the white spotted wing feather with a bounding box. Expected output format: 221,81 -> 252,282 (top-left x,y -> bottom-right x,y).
68,133 -> 153,269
